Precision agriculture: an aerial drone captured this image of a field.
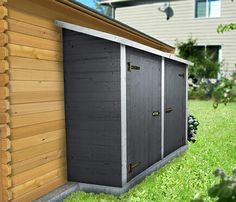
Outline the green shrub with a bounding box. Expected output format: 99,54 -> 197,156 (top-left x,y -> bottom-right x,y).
176,38 -> 220,80
188,80 -> 215,100
188,87 -> 208,100
212,74 -> 236,108
192,168 -> 236,202
187,114 -> 199,142
188,74 -> 236,107
208,168 -> 236,202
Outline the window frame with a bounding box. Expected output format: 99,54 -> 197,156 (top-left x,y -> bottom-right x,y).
194,0 -> 221,19
194,45 -> 222,78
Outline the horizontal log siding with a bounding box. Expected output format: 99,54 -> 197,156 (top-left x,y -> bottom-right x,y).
6,0 -> 67,201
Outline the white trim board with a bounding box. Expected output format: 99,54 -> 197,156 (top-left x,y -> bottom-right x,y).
185,67 -> 189,144
99,0 -> 129,4
120,44 -> 127,185
55,20 -> 193,66
161,57 -> 165,159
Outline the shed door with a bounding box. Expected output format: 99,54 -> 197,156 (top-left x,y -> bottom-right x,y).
126,47 -> 162,181
164,59 -> 186,157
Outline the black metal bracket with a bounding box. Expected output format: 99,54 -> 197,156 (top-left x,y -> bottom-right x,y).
128,162 -> 140,173
128,62 -> 141,72
165,107 -> 173,113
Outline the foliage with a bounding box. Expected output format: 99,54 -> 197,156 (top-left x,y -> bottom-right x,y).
192,168 -> 236,202
176,38 -> 220,80
188,87 -> 208,100
212,74 -> 236,108
64,101 -> 236,202
94,0 -> 112,17
188,114 -> 199,143
217,23 -> 236,33
188,80 -> 215,100
188,74 -> 236,108
208,168 -> 236,201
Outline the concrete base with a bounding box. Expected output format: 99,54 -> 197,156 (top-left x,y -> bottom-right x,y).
35,145 -> 187,202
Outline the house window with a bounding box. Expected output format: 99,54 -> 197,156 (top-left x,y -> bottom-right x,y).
206,45 -> 221,62
195,0 -> 221,18
194,45 -> 221,78
195,45 -> 221,62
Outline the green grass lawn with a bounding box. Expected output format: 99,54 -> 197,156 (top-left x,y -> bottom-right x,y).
64,101 -> 236,202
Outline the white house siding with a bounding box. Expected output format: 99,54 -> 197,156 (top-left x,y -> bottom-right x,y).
116,0 -> 236,77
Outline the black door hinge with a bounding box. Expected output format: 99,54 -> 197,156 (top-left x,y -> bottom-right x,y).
128,62 -> 141,72
128,162 -> 140,173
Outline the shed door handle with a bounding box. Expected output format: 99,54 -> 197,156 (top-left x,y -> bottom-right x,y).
178,73 -> 184,78
152,111 -> 160,117
127,62 -> 140,72
165,107 -> 173,113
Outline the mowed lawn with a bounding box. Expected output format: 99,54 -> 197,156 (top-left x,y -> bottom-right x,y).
64,101 -> 236,202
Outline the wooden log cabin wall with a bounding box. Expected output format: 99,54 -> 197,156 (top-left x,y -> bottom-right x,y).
0,0 -> 175,201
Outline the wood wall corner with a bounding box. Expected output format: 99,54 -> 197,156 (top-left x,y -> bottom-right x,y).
0,2 -> 11,202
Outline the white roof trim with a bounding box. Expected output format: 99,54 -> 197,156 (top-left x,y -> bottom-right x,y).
99,0 -> 130,5
55,20 -> 193,66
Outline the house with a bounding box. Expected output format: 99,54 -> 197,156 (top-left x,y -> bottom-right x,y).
0,0 -> 191,201
100,0 -> 236,77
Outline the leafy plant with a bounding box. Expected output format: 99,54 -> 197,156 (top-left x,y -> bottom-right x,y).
188,74 -> 236,108
176,38 -> 220,80
212,74 -> 236,108
208,168 -> 236,202
188,79 -> 216,100
192,168 -> 236,202
188,114 -> 199,143
217,23 -> 236,33
188,87 -> 208,100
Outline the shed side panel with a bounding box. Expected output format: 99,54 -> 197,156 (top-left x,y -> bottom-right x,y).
63,29 -> 122,187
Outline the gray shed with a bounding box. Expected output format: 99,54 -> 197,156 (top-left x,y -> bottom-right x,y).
56,20 -> 191,195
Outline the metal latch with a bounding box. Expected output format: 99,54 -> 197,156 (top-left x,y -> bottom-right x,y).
128,162 -> 140,173
128,62 -> 141,72
152,111 -> 160,117
165,107 -> 173,113
178,73 -> 184,78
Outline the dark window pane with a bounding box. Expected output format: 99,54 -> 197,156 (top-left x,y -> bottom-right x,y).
193,45 -> 205,56
207,46 -> 220,62
196,0 -> 207,18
